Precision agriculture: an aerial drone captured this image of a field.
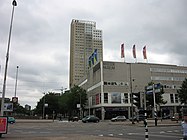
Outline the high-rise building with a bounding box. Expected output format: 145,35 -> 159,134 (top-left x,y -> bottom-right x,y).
69,19 -> 103,88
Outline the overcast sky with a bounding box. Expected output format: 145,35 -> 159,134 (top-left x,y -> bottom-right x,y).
0,0 -> 187,109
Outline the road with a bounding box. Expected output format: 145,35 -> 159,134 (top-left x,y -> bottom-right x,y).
3,120 -> 183,140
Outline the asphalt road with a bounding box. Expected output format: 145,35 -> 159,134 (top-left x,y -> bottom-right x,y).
2,120 -> 183,140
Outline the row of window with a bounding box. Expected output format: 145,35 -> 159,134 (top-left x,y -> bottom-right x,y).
92,93 -> 130,105
151,76 -> 185,81
90,92 -> 179,105
104,81 -> 128,86
170,94 -> 178,103
163,84 -> 181,89
150,68 -> 187,74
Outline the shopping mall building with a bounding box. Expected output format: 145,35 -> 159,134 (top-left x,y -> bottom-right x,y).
77,61 -> 187,120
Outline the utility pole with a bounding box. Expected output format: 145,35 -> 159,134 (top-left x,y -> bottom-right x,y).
153,84 -> 157,126
14,66 -> 19,97
129,63 -> 135,124
1,0 -> 17,116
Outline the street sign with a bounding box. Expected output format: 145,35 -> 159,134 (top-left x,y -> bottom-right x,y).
145,83 -> 161,94
146,89 -> 161,94
0,116 -> 8,135
146,83 -> 161,90
12,97 -> 18,103
4,103 -> 13,112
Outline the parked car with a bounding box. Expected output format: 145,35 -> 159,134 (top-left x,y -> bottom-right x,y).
82,115 -> 100,123
111,116 -> 127,122
162,115 -> 171,119
8,117 -> 15,124
71,116 -> 79,122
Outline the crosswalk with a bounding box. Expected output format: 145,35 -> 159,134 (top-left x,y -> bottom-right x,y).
97,129 -> 181,138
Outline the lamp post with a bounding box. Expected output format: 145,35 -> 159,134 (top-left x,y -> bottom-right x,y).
14,66 -> 19,97
42,93 -> 46,119
79,92 -> 82,119
129,63 -> 135,124
1,0 -> 17,116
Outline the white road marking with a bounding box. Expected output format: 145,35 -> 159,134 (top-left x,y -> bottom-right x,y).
160,131 -> 165,134
108,134 -> 113,136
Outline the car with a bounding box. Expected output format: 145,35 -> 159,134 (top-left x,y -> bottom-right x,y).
162,115 -> 171,119
8,117 -> 15,124
71,116 -> 79,122
111,116 -> 127,122
82,115 -> 100,123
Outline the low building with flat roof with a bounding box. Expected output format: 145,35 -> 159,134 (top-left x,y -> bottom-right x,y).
78,61 -> 187,120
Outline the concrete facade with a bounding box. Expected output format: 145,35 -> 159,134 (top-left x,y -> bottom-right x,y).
69,19 -> 103,88
78,61 -> 187,120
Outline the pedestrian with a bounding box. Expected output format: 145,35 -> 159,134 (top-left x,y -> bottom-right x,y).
181,110 -> 187,140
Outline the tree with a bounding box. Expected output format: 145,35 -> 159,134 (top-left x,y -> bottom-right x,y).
146,82 -> 167,107
177,78 -> 187,105
58,91 -> 70,116
34,92 -> 60,117
66,85 -> 87,117
34,86 -> 87,118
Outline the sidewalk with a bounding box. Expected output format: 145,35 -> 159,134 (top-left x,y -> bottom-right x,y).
4,134 -> 127,140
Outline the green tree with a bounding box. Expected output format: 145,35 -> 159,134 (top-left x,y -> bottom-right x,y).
34,86 -> 87,118
177,78 -> 187,105
66,85 -> 87,117
13,103 -> 28,115
146,82 -> 167,107
58,91 -> 69,116
34,92 -> 60,117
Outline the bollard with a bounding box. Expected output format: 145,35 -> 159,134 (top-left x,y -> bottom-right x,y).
154,111 -> 157,126
144,111 -> 149,140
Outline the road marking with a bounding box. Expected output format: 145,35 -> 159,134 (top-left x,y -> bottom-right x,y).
27,131 -> 36,134
128,133 -> 137,135
160,131 -> 165,134
128,132 -> 180,138
167,131 -> 172,133
118,133 -> 123,136
98,134 -> 103,137
39,132 -> 50,134
108,134 -> 113,136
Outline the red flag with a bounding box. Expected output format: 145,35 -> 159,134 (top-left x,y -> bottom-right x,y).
121,43 -> 124,58
132,44 -> 136,58
143,46 -> 147,59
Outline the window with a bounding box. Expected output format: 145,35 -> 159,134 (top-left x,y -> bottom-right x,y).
104,93 -> 108,103
124,93 -> 128,103
175,94 -> 179,103
170,94 -> 174,103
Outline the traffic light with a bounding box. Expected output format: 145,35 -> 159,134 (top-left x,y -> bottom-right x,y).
132,92 -> 140,108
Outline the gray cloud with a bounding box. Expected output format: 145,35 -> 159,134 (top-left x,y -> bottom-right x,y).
0,0 -> 187,108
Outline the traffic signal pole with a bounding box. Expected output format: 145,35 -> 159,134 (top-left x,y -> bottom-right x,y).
144,91 -> 148,140
153,84 -> 157,126
129,63 -> 135,124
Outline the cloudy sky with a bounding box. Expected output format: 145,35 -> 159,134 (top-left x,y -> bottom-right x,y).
0,0 -> 187,109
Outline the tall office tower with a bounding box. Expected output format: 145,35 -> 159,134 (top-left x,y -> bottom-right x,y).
69,19 -> 103,88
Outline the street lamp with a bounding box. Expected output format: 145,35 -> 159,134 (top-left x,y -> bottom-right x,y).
43,93 -> 46,119
1,0 -> 17,116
